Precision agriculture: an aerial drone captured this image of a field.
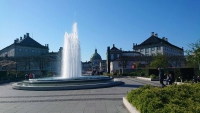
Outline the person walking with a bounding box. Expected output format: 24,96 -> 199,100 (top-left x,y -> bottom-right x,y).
15,73 -> 18,81
7,72 -> 10,82
25,74 -> 28,80
158,68 -> 165,88
166,74 -> 169,85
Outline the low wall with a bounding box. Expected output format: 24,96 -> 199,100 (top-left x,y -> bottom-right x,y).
123,97 -> 139,113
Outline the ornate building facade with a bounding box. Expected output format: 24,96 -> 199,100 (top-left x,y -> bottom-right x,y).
106,32 -> 185,74
0,33 -> 62,75
133,32 -> 184,56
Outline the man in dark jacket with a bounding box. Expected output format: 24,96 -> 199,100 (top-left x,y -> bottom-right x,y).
158,68 -> 165,88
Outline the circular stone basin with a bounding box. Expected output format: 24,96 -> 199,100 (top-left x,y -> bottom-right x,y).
12,75 -> 123,91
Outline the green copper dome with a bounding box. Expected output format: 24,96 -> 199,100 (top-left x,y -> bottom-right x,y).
90,49 -> 102,61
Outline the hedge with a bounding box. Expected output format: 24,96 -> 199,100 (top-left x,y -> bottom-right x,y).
126,84 -> 200,113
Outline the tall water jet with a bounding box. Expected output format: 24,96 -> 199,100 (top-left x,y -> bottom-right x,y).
61,22 -> 82,78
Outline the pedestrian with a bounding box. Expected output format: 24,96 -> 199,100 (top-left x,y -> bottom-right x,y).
25,74 -> 28,80
166,74 -> 169,85
29,73 -> 33,79
158,68 -> 165,88
197,76 -> 200,82
193,76 -> 197,83
32,73 -> 35,79
7,72 -> 10,82
15,73 -> 18,81
168,74 -> 173,85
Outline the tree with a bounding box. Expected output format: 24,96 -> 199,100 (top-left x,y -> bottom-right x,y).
0,60 -> 16,71
118,56 -> 131,68
150,54 -> 168,68
185,39 -> 200,75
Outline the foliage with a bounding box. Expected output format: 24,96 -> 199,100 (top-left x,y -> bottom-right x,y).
185,39 -> 200,76
0,71 -> 28,82
47,71 -> 56,77
173,68 -> 182,80
127,70 -> 147,77
149,74 -> 156,79
103,73 -> 114,76
126,84 -> 200,113
150,54 -> 168,69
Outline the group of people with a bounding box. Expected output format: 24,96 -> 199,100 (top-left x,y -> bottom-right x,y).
158,68 -> 174,88
25,73 -> 35,79
193,76 -> 200,83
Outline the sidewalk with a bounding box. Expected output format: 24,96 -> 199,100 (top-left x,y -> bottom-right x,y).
0,77 -> 161,113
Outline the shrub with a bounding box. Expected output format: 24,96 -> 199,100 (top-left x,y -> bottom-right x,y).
129,72 -> 138,76
122,73 -> 128,76
149,74 -> 156,79
126,83 -> 200,113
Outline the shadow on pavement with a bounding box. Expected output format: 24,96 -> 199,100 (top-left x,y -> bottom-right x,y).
118,84 -> 143,88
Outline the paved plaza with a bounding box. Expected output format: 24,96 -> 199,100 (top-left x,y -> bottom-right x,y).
0,77 -> 160,113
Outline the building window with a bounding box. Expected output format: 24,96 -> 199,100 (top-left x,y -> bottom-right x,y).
151,47 -> 155,51
117,54 -> 120,58
146,54 -> 149,56
157,47 -> 161,50
25,49 -> 28,52
19,48 -> 22,52
32,50 -> 35,52
145,48 -> 149,53
140,49 -> 144,52
38,50 -> 40,53
111,54 -> 114,60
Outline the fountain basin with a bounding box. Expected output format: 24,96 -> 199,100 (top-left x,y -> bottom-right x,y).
12,76 -> 123,91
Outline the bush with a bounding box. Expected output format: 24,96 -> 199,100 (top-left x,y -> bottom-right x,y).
129,72 -> 138,76
126,84 -> 200,113
149,74 -> 156,79
122,73 -> 128,76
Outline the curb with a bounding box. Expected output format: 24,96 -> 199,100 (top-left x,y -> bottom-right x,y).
137,77 -> 158,81
123,97 -> 139,113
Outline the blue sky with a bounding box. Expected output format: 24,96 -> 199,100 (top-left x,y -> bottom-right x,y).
0,0 -> 200,61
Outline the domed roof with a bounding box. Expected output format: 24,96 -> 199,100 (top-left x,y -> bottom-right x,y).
90,49 -> 102,61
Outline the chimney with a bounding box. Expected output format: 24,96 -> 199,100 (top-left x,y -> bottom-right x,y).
155,33 -> 158,37
120,48 -> 122,50
20,37 -> 22,40
26,33 -> 29,37
113,44 -> 115,47
162,37 -> 168,41
47,44 -> 49,48
151,32 -> 154,36
24,35 -> 26,38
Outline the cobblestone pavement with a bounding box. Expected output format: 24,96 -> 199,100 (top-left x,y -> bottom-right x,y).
0,77 -> 160,113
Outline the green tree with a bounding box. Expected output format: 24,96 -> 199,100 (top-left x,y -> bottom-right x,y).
185,39 -> 200,75
150,54 -> 168,68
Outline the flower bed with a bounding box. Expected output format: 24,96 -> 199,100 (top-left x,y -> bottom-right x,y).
126,84 -> 200,113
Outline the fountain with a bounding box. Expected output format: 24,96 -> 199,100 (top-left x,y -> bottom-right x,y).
62,22 -> 82,78
12,22 -> 123,90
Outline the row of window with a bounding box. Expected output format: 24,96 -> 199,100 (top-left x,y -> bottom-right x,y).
164,49 -> 182,54
139,47 -> 161,53
18,48 -> 46,53
110,54 -> 120,60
